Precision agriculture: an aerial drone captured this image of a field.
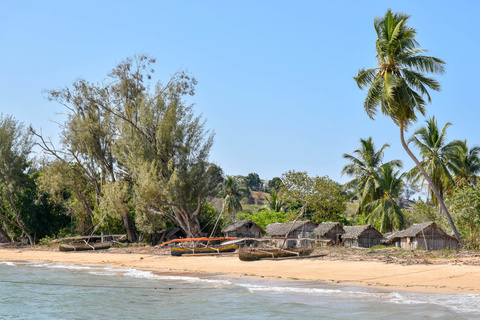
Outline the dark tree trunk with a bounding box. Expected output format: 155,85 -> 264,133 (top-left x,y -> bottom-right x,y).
0,227 -> 11,243
122,213 -> 137,242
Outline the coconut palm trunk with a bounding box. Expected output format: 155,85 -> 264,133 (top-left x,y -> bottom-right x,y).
355,10 -> 462,242
400,124 -> 461,240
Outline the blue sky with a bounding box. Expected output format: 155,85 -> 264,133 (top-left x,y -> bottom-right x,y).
1,1 -> 479,184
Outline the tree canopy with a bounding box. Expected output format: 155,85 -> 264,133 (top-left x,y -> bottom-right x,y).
354,9 -> 461,240
279,170 -> 346,223
342,137 -> 401,215
0,114 -> 35,243
34,54 -> 219,239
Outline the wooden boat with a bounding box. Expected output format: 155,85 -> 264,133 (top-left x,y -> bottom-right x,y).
238,247 -> 314,261
157,237 -> 238,247
170,244 -> 238,256
59,242 -> 112,252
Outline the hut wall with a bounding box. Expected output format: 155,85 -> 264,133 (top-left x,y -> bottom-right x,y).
343,239 -> 359,248
400,236 -> 459,250
270,238 -> 297,248
270,232 -> 315,248
225,226 -> 263,238
319,225 -> 345,243
358,230 -> 382,248
269,223 -> 316,248
345,231 -> 382,248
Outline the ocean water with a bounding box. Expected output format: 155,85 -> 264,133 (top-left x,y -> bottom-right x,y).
0,260 -> 478,319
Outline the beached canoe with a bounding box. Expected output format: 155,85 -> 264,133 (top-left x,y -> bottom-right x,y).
170,244 -> 238,256
59,242 -> 112,252
238,247 -> 314,261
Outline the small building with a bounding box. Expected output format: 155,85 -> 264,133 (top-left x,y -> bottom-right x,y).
395,221 -> 460,250
265,223 -> 282,236
268,221 -> 317,248
343,225 -> 383,248
381,231 -> 402,247
313,222 -> 345,245
221,220 -> 264,238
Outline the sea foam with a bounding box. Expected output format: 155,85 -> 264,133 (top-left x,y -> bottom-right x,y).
4,259 -> 480,316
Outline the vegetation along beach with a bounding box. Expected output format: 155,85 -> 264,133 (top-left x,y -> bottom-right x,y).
2,2 -> 480,319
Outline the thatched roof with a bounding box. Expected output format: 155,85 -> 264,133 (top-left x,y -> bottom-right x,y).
396,221 -> 435,237
221,220 -> 264,233
313,222 -> 344,237
395,221 -> 457,240
265,223 -> 282,235
343,225 -> 382,239
381,231 -> 402,244
268,221 -> 317,237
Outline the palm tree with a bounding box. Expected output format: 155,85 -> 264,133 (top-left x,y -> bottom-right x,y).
354,10 -> 461,240
450,140 -> 480,187
342,137 -> 402,214
221,176 -> 243,220
365,164 -> 405,233
407,117 -> 458,206
264,189 -> 286,212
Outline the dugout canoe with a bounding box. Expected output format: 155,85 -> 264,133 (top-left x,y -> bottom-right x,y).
238,247 -> 314,261
170,244 -> 238,256
59,242 -> 112,252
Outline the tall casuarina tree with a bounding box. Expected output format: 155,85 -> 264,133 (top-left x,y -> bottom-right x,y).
354,10 -> 461,240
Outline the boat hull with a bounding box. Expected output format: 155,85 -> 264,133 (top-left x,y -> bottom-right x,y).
238,247 -> 314,261
170,244 -> 238,256
59,243 -> 112,252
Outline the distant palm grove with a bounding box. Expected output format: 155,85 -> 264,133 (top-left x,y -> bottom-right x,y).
1,10 -> 479,249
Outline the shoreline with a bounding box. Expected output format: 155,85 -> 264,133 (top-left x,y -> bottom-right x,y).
1,246 -> 480,295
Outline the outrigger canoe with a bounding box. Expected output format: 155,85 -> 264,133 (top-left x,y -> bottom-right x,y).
170,244 -> 238,256
59,242 -> 112,252
238,247 -> 314,261
157,237 -> 238,247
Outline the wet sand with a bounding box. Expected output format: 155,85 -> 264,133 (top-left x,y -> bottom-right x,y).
1,246 -> 479,294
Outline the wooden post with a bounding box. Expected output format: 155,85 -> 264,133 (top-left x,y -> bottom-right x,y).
422,228 -> 428,251
279,203 -> 308,250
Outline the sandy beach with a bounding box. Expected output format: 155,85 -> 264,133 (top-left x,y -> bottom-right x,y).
1,245 -> 480,295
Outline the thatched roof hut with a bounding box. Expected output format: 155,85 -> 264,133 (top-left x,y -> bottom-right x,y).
265,223 -> 282,236
313,222 -> 345,245
381,231 -> 402,246
268,221 -> 317,237
266,221 -> 317,248
343,225 -> 383,248
314,222 -> 345,237
221,220 -> 264,238
395,221 -> 459,250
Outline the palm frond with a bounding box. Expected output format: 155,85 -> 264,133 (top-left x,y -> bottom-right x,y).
354,68 -> 379,90
400,55 -> 445,74
363,75 -> 383,119
357,9 -> 443,130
